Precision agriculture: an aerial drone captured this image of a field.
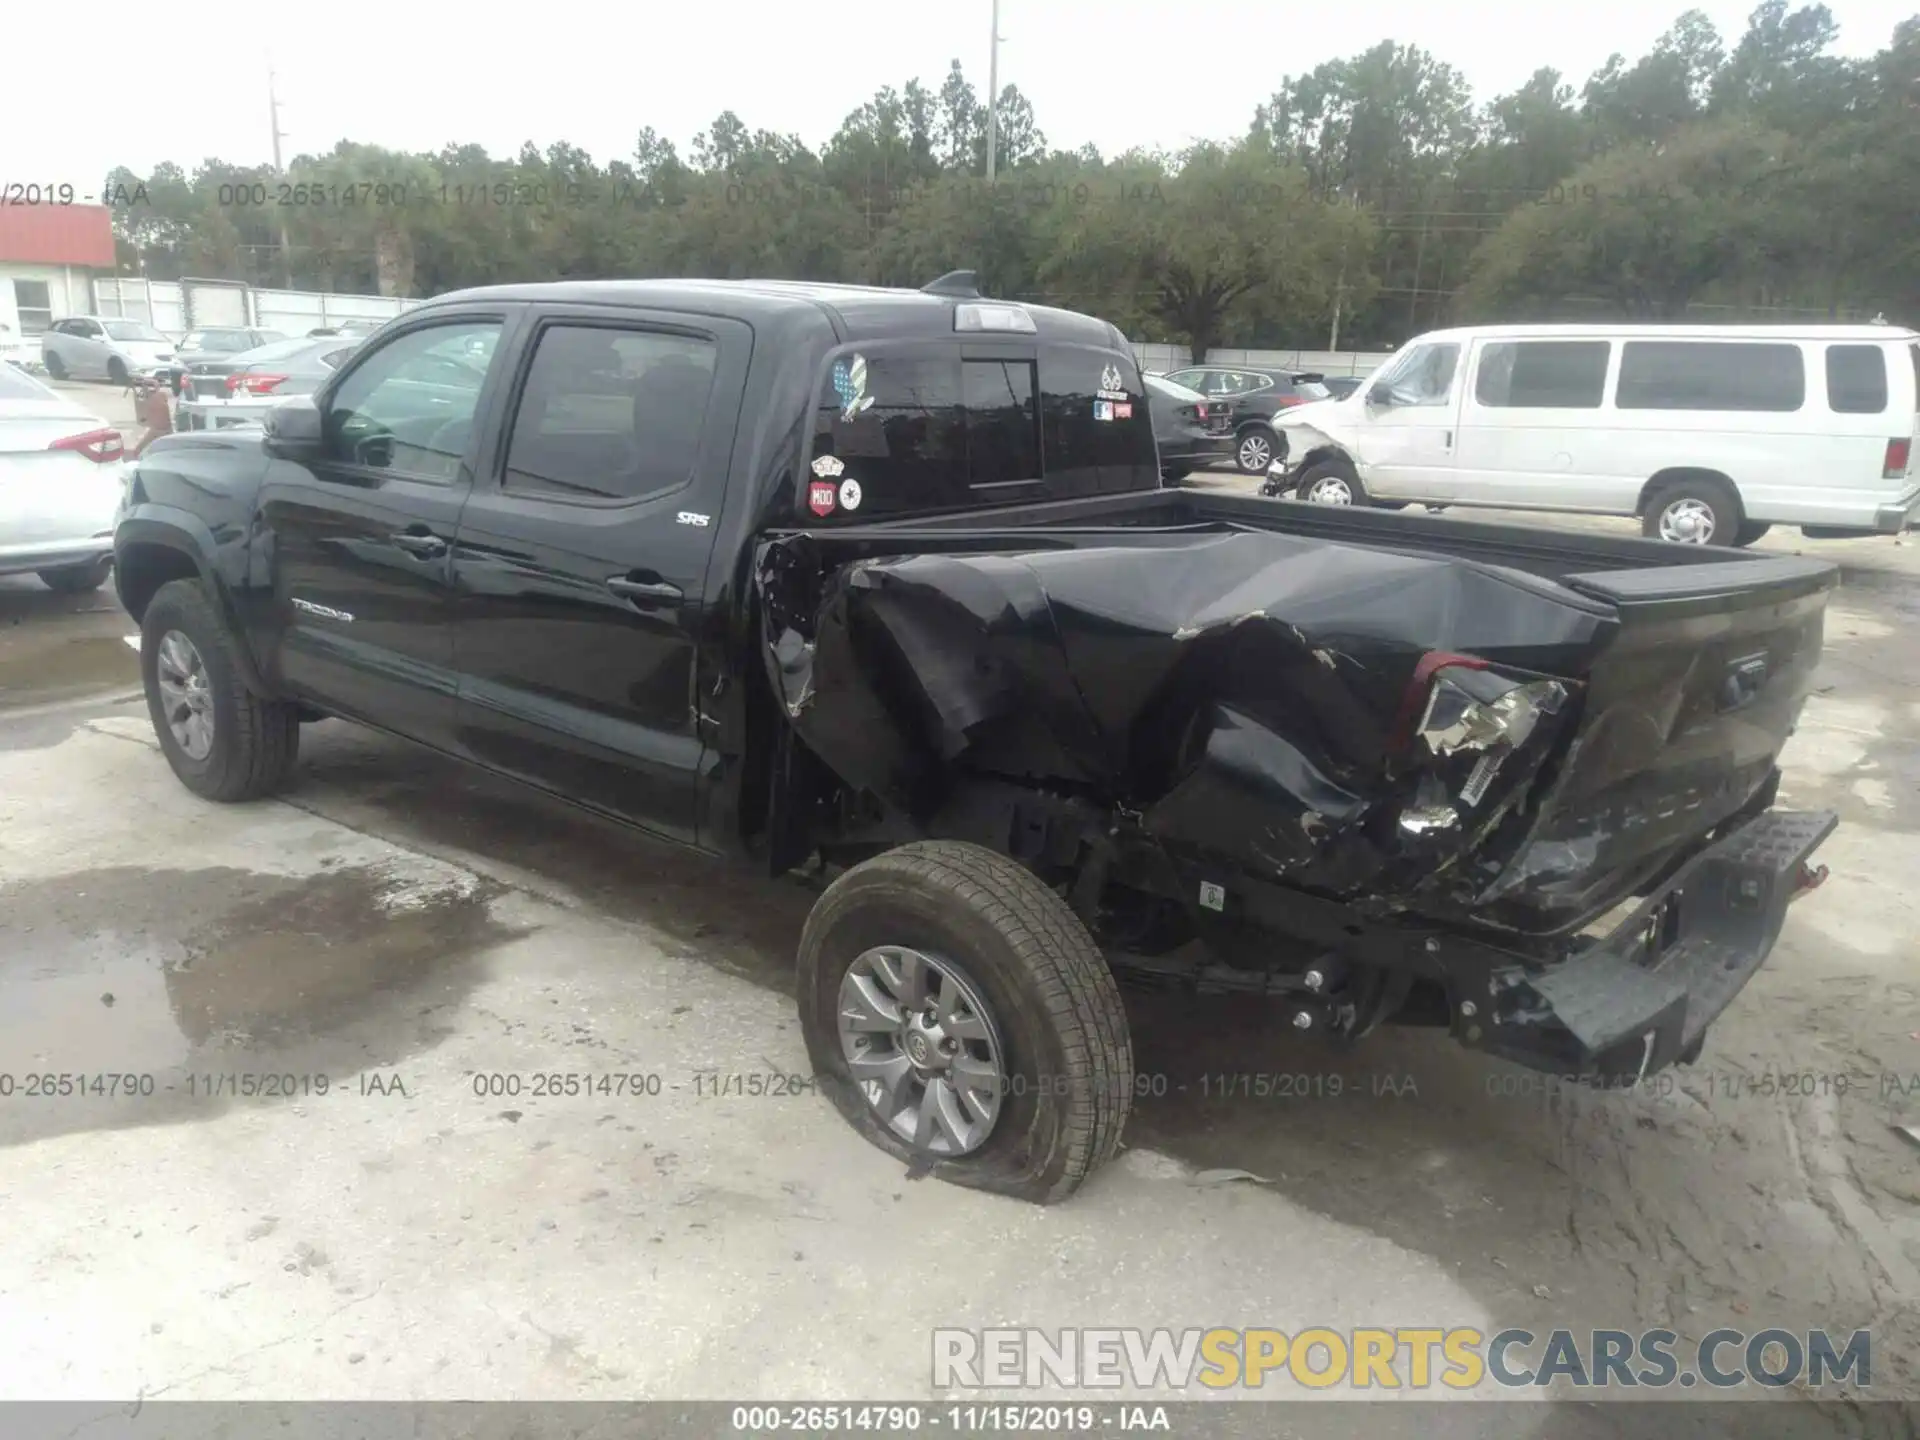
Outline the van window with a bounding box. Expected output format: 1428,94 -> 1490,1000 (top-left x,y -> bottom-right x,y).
1475,340 -> 1609,409
1824,345 -> 1888,415
1370,342 -> 1459,407
1615,341 -> 1805,412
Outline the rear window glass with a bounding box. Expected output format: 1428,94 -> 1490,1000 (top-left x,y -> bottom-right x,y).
1475,340 -> 1610,408
1824,345 -> 1888,414
807,345 -> 1153,520
1616,342 -> 1805,412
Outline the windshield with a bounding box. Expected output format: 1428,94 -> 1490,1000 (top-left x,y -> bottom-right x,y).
182,330 -> 254,353
103,320 -> 167,343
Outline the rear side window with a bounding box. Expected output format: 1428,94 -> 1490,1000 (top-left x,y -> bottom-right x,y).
1824,345 -> 1888,414
1616,342 -> 1805,412
1475,340 -> 1610,408
807,345 -> 1153,520
504,325 -> 717,502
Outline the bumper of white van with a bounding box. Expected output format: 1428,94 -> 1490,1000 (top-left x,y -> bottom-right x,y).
1873,484 -> 1920,533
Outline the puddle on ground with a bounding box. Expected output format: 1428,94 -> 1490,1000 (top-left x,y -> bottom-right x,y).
0,632 -> 138,711
0,862 -> 520,1147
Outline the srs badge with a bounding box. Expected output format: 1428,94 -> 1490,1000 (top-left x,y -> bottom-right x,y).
808,480 -> 837,517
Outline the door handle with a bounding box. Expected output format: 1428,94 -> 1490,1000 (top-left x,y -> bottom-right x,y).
606,575 -> 683,606
391,530 -> 447,557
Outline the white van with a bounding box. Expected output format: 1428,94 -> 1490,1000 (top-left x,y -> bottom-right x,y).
1264,323 -> 1920,545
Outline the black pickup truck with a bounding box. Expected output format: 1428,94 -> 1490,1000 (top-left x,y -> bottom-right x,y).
113,273 -> 1838,1203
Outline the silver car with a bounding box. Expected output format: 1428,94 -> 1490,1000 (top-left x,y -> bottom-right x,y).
41,316 -> 176,384
177,335 -> 359,431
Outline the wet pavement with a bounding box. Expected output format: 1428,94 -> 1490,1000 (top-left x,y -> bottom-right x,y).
0,506 -> 1915,1426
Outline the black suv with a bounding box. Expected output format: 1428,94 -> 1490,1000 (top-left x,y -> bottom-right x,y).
1162,365 -> 1331,473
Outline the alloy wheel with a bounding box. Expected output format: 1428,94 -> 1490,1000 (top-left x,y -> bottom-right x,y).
836,945 -> 1005,1157
1237,432 -> 1273,471
155,630 -> 215,760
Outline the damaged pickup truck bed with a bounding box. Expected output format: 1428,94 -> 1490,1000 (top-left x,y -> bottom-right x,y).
114,275 -> 1836,1203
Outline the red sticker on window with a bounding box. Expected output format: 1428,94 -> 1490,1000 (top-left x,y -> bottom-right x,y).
1114,402 -> 1133,419
808,480 -> 837,517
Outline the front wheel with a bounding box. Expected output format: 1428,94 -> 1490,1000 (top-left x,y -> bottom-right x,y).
797,841 -> 1133,1204
1234,427 -> 1274,474
1297,459 -> 1367,506
141,579 -> 302,802
107,357 -> 129,386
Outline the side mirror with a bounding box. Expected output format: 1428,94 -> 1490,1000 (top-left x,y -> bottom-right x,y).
262,395 -> 324,460
1366,386 -> 1399,408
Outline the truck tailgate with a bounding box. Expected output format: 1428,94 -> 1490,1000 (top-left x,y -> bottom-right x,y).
1471,554 -> 1836,933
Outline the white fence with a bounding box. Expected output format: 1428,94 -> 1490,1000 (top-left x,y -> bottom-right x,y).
1132,342 -> 1393,378
89,277 -> 415,339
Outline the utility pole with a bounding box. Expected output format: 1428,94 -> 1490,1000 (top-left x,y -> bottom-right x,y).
268,59 -> 292,288
985,0 -> 1001,183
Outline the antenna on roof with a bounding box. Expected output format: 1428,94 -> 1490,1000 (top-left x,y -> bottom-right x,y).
922,270 -> 982,299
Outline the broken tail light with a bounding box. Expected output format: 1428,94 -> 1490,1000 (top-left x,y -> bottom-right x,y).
1392,653 -> 1573,841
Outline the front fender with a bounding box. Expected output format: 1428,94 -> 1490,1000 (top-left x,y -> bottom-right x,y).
114,506 -> 273,697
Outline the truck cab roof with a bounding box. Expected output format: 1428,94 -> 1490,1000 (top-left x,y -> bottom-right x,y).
417,278 -> 1131,351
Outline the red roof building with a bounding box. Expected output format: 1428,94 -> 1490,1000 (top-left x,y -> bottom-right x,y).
0,204 -> 117,268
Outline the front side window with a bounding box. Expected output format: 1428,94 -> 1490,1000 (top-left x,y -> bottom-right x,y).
1475,340 -> 1611,409
323,320 -> 502,480
503,326 -> 718,503
1616,342 -> 1805,412
1372,342 -> 1460,407
1825,345 -> 1888,415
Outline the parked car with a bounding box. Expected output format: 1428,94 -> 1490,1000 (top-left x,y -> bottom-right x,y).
1162,364 -> 1332,473
115,276 -> 1836,1202
0,363 -> 126,591
1263,323 -> 1920,544
177,336 -> 358,430
1,323 -> 44,372
1144,373 -> 1234,480
158,328 -> 287,394
40,316 -> 176,385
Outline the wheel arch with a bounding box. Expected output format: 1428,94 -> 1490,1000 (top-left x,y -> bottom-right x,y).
1638,467 -> 1742,517
116,516 -> 273,696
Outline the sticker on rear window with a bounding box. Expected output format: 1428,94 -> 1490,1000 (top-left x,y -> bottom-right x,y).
1098,363 -> 1127,401
808,480 -> 837,517
1094,400 -> 1114,421
831,355 -> 875,422
839,478 -> 863,511
811,453 -> 845,479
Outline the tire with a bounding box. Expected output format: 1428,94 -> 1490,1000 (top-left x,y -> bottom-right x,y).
1734,521 -> 1772,547
1297,458 -> 1368,506
107,357 -> 129,385
797,840 -> 1132,1204
1642,477 -> 1741,546
1234,426 -> 1275,474
140,578 -> 301,802
1162,467 -> 1190,483
38,558 -> 111,593
44,353 -> 67,381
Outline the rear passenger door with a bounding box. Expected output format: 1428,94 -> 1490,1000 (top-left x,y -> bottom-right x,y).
448,309 -> 749,846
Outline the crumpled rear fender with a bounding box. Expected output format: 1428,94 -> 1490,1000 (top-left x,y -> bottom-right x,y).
755,528 -> 1616,913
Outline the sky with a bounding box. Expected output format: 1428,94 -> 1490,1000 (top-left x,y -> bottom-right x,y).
10,0 -> 1914,191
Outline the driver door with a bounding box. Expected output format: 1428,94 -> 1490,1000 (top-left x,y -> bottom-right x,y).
1357,341 -> 1463,501
256,310 -> 515,749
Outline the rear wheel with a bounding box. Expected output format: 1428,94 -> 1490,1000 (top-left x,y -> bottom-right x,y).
1234,426 -> 1274,474
797,840 -> 1132,1204
38,558 -> 112,593
1642,477 -> 1741,545
44,353 -> 67,381
140,579 -> 301,802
